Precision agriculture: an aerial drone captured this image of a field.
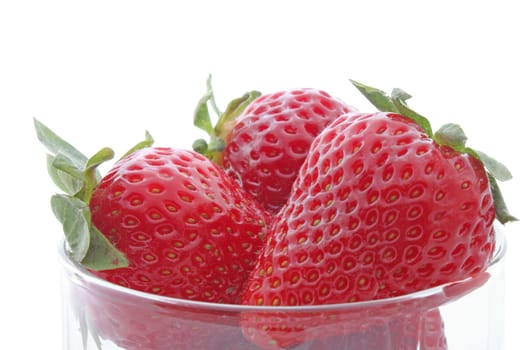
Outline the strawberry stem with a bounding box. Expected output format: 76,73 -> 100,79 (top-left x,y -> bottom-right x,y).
79,147 -> 115,203
214,90 -> 261,139
192,74 -> 261,164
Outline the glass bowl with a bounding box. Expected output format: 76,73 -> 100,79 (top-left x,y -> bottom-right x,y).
60,224 -> 507,350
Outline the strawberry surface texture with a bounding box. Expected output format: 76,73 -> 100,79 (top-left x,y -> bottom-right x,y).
90,147 -> 269,303
242,111 -> 496,308
222,88 -> 357,213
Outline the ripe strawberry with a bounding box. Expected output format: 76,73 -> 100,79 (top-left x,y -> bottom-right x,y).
35,119 -> 270,349
221,88 -> 357,214
89,147 -> 269,303
193,77 -> 357,213
242,111 -> 496,306
240,81 -> 515,348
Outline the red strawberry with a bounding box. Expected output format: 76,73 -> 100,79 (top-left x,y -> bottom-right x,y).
221,88 -> 357,214
88,147 -> 270,302
240,81 -> 515,348
90,146 -> 274,349
193,77 -> 357,213
243,111 -> 496,306
35,119 -> 270,349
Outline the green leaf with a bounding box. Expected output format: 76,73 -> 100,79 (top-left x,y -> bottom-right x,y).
488,174 -> 518,224
206,74 -> 222,116
81,225 -> 129,271
350,79 -> 397,112
34,118 -> 87,169
391,88 -> 412,102
120,131 -> 154,160
47,154 -> 84,195
52,153 -> 85,179
215,90 -> 261,138
51,194 -> 129,270
51,194 -> 91,263
194,90 -> 214,136
474,150 -> 513,182
86,147 -> 115,174
434,123 -> 468,150
391,88 -> 434,137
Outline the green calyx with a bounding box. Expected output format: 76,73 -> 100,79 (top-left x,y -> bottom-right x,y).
192,74 -> 261,164
350,80 -> 518,224
34,118 -> 154,270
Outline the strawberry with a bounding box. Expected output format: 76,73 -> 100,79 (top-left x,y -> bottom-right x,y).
240,81 -> 515,348
242,111 -> 496,305
35,119 -> 270,349
193,76 -> 357,213
89,147 -> 269,302
37,127 -> 269,301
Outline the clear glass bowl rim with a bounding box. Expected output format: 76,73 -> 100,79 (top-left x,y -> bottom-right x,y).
59,224 -> 507,313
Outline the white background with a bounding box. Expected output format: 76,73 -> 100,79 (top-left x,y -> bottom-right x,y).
1,1 -> 523,349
